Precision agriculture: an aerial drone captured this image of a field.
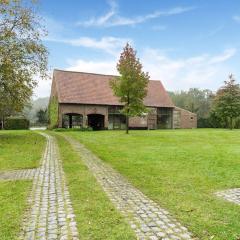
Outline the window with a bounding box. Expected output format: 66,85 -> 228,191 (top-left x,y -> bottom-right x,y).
108,106 -> 126,130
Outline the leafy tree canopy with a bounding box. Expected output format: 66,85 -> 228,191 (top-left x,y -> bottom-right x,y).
110,43 -> 149,133
0,0 -> 48,126
169,88 -> 214,120
212,74 -> 240,129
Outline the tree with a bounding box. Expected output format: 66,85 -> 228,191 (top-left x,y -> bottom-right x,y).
36,108 -> 47,125
212,74 -> 240,129
110,43 -> 149,133
0,0 -> 48,129
169,88 -> 215,127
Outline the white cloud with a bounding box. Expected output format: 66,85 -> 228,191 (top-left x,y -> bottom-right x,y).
142,48 -> 237,90
46,36 -> 131,55
77,0 -> 195,27
209,48 -> 236,64
65,47 -> 237,92
233,15 -> 240,23
66,59 -> 117,75
33,77 -> 52,99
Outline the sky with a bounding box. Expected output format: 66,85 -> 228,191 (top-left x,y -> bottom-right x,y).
35,0 -> 240,98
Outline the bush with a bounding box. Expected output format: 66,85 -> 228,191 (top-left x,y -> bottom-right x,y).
197,118 -> 211,128
48,96 -> 58,129
4,117 -> 29,130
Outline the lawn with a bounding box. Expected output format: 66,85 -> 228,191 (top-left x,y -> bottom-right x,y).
61,129 -> 240,240
0,130 -> 45,170
0,130 -> 45,239
53,133 -> 136,240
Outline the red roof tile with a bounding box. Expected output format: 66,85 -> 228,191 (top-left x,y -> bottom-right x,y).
53,69 -> 174,108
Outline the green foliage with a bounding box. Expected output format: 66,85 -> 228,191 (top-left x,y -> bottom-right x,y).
212,74 -> 240,129
36,108 -> 48,125
48,96 -> 58,129
169,88 -> 214,120
0,0 -> 48,120
4,117 -> 29,130
110,43 -> 149,133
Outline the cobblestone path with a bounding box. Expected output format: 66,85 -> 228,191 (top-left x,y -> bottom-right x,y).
0,169 -> 37,180
64,135 -> 194,240
216,188 -> 240,205
20,133 -> 79,240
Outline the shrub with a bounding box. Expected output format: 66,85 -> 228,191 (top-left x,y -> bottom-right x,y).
48,96 -> 58,129
4,117 -> 29,130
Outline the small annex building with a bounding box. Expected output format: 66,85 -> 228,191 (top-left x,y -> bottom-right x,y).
49,69 -> 197,130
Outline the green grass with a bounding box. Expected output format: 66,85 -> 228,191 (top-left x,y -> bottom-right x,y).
53,133 -> 136,240
62,129 -> 240,240
0,181 -> 31,240
0,130 -> 45,170
0,130 -> 46,239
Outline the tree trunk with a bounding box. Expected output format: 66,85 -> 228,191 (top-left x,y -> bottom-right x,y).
126,115 -> 129,134
1,116 -> 4,130
126,94 -> 130,134
230,117 -> 233,130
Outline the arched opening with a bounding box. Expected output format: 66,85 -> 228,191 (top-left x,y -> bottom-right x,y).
87,114 -> 104,130
62,113 -> 83,128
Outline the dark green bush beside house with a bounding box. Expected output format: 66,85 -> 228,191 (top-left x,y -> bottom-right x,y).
4,117 -> 29,130
48,96 -> 59,129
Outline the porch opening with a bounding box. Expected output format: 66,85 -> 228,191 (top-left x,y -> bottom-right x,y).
62,113 -> 83,128
87,114 -> 104,130
157,108 -> 173,129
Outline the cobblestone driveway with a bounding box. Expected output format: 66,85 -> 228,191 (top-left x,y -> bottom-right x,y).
64,135 -> 194,240
20,133 -> 79,240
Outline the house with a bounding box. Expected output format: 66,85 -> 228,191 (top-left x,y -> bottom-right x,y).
49,69 -> 197,130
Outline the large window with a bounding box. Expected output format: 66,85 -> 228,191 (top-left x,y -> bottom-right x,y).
62,114 -> 83,128
157,108 -> 173,129
108,106 -> 126,130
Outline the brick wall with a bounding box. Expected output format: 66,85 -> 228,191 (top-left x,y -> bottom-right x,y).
58,104 -> 108,128
173,107 -> 197,129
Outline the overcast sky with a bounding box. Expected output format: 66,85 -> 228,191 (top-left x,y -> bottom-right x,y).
34,0 -> 240,98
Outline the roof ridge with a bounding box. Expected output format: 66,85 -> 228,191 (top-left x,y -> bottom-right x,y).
53,69 -> 162,83
54,69 -> 118,78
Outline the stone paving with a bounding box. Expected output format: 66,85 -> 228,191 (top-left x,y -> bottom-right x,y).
215,188 -> 240,205
64,135 -> 194,240
0,169 -> 37,180
20,133 -> 79,240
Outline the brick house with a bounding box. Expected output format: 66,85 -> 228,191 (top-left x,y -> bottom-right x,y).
49,69 -> 197,130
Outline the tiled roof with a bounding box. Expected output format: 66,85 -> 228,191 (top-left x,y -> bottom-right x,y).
53,69 -> 174,108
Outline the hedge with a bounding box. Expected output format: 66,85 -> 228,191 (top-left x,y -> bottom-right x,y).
4,117 -> 29,130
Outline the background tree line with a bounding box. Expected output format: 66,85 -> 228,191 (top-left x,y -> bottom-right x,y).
169,74 -> 240,129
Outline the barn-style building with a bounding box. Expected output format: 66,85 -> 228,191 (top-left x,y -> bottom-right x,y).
49,69 -> 197,130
